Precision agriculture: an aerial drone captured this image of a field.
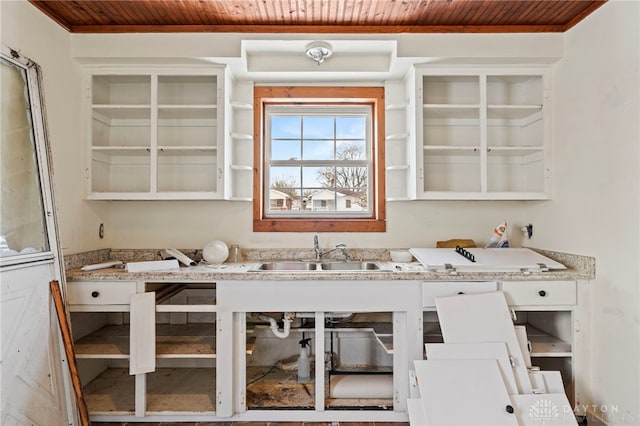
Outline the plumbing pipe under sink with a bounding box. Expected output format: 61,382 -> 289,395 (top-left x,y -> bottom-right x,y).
251,312 -> 354,338
253,312 -> 295,338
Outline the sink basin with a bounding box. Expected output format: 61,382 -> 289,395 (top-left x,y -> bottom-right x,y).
319,261 -> 383,271
250,261 -> 387,272
253,262 -> 319,271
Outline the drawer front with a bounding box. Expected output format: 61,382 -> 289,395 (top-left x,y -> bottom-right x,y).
502,281 -> 576,306
422,281 -> 498,307
67,281 -> 136,305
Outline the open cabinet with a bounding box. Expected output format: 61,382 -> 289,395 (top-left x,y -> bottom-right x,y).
86,68 -> 226,200
68,281 -> 220,420
414,67 -> 551,200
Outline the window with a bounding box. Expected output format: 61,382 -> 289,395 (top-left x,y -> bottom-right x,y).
253,86 -> 385,232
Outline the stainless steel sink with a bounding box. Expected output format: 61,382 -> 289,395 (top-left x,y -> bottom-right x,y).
319,261 -> 383,271
250,261 -> 387,272
253,262 -> 319,271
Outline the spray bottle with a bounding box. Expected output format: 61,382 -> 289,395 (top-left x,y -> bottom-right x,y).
485,220 -> 509,248
297,337 -> 311,383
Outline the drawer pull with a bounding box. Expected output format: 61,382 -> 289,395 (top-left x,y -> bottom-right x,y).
506,404 -> 514,414
538,290 -> 547,297
457,291 -> 465,295
91,291 -> 100,298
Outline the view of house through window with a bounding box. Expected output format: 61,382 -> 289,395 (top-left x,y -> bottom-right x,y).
266,106 -> 371,217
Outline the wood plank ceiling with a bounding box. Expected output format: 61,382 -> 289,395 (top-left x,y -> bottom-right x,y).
29,0 -> 606,33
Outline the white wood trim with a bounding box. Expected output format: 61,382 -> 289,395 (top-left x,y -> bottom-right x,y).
314,311 -> 325,412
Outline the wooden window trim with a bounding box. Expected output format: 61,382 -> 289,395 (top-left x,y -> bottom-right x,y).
253,86 -> 386,232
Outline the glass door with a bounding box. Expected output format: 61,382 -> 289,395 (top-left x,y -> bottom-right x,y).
1,46 -> 70,425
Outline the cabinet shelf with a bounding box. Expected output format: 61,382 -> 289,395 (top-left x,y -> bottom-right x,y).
526,324 -> 572,357
146,368 -> 216,414
93,105 -> 151,121
423,104 -> 480,119
228,82 -> 254,201
386,102 -> 409,110
231,101 -> 253,110
231,132 -> 253,141
157,146 -> 217,153
328,322 -> 394,354
158,105 -> 217,120
230,164 -> 253,171
386,164 -> 410,171
83,367 -> 135,414
82,366 -> 218,415
424,145 -> 479,152
74,323 -> 221,359
488,104 -> 542,120
487,146 -> 544,156
386,133 -> 409,141
421,322 -> 571,357
92,146 -> 150,156
385,79 -> 413,201
156,324 -> 216,358
75,325 -> 130,359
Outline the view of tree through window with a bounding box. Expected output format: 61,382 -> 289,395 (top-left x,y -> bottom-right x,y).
266,107 -> 371,216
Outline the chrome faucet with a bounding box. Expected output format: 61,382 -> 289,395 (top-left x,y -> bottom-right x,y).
335,243 -> 352,261
313,235 -> 322,260
313,235 -> 351,261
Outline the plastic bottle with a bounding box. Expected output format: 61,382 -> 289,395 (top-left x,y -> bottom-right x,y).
297,337 -> 311,383
485,220 -> 509,248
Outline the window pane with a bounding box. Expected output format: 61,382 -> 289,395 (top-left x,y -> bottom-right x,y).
269,166 -> 300,187
271,116 -> 301,139
272,140 -> 301,160
302,166 -> 326,188
337,140 -> 366,160
303,116 -> 334,139
308,188 -> 335,211
336,116 -> 366,139
303,140 -> 333,160
269,187 -> 299,211
335,166 -> 368,188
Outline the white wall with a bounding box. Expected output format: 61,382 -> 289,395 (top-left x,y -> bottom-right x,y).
528,1 -> 640,424
101,199 -> 528,250
0,0 -> 110,255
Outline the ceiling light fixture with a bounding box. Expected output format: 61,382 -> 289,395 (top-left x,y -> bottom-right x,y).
305,41 -> 333,65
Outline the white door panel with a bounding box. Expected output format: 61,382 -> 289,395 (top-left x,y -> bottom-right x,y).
435,292 -> 533,394
1,263 -> 69,426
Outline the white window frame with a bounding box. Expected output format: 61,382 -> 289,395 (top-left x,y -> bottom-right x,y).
264,105 -> 373,218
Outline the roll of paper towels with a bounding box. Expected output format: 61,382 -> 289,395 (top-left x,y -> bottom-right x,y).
329,374 -> 393,399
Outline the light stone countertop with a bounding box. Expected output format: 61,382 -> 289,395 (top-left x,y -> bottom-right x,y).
65,248 -> 595,282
